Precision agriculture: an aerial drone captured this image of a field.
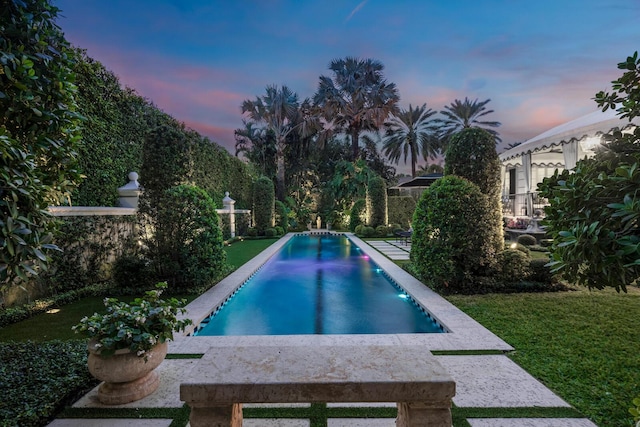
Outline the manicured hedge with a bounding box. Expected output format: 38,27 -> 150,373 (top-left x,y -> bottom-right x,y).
252,177 -> 275,234
349,199 -> 366,232
153,185 -> 227,292
387,196 -> 416,229
366,175 -> 388,228
412,176 -> 501,293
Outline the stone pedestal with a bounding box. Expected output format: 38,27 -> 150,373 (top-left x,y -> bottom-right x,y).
117,171 -> 142,208
189,404 -> 243,427
397,401 -> 452,426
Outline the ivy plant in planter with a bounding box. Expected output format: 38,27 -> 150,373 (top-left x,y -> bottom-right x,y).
72,282 -> 192,404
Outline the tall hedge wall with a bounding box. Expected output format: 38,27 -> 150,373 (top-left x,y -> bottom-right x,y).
388,196 -> 416,229
253,176 -> 275,233
71,49 -> 173,206
71,50 -> 254,208
191,137 -> 254,209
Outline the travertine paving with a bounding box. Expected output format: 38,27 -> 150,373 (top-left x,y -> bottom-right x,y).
47,233 -> 598,426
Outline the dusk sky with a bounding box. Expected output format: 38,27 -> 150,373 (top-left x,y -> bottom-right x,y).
55,0 -> 639,172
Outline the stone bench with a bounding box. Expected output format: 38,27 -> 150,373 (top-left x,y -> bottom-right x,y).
180,345 -> 455,426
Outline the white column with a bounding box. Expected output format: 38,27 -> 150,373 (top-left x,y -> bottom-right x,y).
222,192 -> 236,238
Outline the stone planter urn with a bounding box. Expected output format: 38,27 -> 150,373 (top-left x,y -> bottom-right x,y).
88,340 -> 168,405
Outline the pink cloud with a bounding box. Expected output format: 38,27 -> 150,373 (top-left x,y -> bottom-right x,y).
182,119 -> 237,153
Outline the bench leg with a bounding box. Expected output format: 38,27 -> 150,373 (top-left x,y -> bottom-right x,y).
189,403 -> 243,427
396,401 -> 452,426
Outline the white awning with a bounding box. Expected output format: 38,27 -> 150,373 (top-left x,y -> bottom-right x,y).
499,109 -> 639,163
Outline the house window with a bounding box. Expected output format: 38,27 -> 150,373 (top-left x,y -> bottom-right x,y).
508,169 -> 516,195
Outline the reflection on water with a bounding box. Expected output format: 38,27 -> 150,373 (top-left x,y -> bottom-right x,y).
195,235 -> 443,336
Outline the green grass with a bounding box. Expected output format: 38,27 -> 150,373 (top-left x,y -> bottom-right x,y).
224,237 -> 278,268
446,288 -> 640,427
2,237 -> 637,425
0,239 -> 278,343
0,297 -> 109,342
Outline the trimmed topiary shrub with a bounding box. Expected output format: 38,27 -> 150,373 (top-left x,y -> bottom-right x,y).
361,226 -> 376,238
366,175 -> 388,228
275,200 -> 289,233
445,127 -> 502,199
411,175 -> 502,293
350,199 -> 366,232
529,258 -> 556,283
376,225 -> 389,237
274,226 -> 284,236
354,224 -> 365,235
246,227 -> 258,237
264,228 -> 277,237
388,196 -> 416,229
153,184 -> 227,293
510,242 -> 531,256
517,234 -> 537,247
498,249 -> 531,283
253,176 -> 275,234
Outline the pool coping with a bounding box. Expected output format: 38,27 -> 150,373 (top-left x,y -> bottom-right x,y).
169,232 -> 514,354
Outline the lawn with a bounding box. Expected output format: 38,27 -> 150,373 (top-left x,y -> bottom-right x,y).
1,237 -> 637,426
224,237 -> 278,268
0,238 -> 278,343
447,288 -> 640,426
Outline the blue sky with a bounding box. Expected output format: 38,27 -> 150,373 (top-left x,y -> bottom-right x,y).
55,0 -> 639,171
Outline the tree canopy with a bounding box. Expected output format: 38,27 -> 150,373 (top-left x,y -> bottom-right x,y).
539,51 -> 640,291
1,0 -> 82,284
438,97 -> 501,146
314,57 -> 399,160
383,103 -> 439,177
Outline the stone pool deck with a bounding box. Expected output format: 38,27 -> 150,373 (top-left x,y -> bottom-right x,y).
48,233 -> 598,426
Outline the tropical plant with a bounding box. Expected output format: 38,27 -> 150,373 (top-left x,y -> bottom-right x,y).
438,97 -> 501,146
313,57 -> 400,160
360,132 -> 396,182
72,282 -> 192,358
1,0 -> 83,285
383,103 -> 439,177
539,52 -> 640,292
326,159 -> 375,215
242,85 -> 313,200
234,120 -> 276,178
415,162 -> 444,175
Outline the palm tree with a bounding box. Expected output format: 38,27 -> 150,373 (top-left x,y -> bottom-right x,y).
438,97 -> 502,146
234,120 -> 276,177
383,103 -> 439,177
415,162 -> 444,175
313,57 -> 400,160
241,85 -> 301,200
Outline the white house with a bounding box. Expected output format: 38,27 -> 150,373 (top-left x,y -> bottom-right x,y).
499,108 -> 639,219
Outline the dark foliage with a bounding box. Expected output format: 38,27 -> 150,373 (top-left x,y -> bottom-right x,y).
252,176 -> 275,234
0,340 -> 95,427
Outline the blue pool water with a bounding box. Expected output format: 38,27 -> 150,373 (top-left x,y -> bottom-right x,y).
194,234 -> 444,335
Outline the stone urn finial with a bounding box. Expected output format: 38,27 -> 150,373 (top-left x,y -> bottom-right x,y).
117,172 -> 142,208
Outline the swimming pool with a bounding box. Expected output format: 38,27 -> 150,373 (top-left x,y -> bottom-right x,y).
193,234 -> 443,336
